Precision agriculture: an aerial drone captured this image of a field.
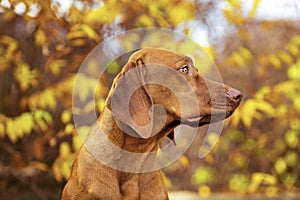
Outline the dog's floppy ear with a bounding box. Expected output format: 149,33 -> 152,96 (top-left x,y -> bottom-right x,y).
106,58 -> 154,138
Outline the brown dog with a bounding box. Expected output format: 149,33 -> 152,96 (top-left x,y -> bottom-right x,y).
62,48 -> 242,200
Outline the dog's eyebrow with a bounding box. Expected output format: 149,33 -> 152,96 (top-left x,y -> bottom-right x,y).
173,56 -> 193,65
185,56 -> 193,63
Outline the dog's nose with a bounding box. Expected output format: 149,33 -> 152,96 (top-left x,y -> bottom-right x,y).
227,88 -> 243,102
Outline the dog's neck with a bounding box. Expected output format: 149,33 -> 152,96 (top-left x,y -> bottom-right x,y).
81,107 -> 178,173
99,107 -> 159,153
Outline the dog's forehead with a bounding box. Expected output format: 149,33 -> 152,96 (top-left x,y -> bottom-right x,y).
129,48 -> 192,66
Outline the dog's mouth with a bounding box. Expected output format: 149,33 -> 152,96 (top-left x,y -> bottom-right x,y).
185,115 -> 223,127
184,105 -> 239,127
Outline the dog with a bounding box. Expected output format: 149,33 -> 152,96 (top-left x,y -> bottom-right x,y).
61,48 -> 242,200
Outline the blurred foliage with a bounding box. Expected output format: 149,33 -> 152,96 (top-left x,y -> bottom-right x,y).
0,0 -> 299,199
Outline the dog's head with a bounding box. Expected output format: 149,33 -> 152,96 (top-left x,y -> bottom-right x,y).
106,48 -> 242,138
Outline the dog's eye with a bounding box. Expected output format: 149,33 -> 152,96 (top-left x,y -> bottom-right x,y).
179,65 -> 189,74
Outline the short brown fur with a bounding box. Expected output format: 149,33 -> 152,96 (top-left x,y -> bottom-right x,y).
62,48 -> 242,200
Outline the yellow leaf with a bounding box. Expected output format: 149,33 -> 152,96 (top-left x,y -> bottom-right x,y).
61,110 -> 72,124
248,173 -> 277,193
249,0 -> 260,18
291,35 -> 300,45
68,6 -> 83,24
97,98 -> 106,112
34,28 -> 47,46
287,63 -> 300,81
285,130 -> 298,148
168,4 -> 194,25
179,155 -> 189,168
274,158 -> 287,174
19,113 -> 34,135
241,100 -> 256,128
1,35 -> 18,60
71,38 -> 86,46
67,29 -> 86,40
13,117 -> 24,138
198,184 -> 211,198
229,106 -> 242,127
239,47 -> 253,62
162,173 -> 171,189
85,4 -> 119,25
64,123 -> 74,135
136,14 -> 154,27
43,89 -> 57,109
268,54 -> 281,69
73,135 -> 83,152
81,24 -> 101,42
61,160 -> 73,180
233,53 -> 246,66
286,43 -> 299,56
59,142 -> 71,158
6,119 -> 17,143
255,100 -> 275,116
48,59 -> 67,75
266,186 -> 278,197
77,126 -> 90,141
254,86 -> 270,100
201,45 -> 215,61
52,161 -> 63,182
259,54 -> 269,66
207,132 -> 220,146
278,51 -> 294,64
293,96 -> 300,112
226,0 -> 241,8
14,63 -> 39,91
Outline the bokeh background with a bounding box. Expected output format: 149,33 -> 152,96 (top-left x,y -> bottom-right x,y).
0,0 -> 300,199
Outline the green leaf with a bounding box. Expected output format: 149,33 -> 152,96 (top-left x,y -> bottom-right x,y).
107,61 -> 120,74
33,110 -> 53,131
287,62 -> 300,81
229,173 -> 249,193
191,166 -> 216,185
284,151 -> 298,167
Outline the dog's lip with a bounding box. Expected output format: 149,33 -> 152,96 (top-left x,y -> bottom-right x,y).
186,116 -> 204,123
